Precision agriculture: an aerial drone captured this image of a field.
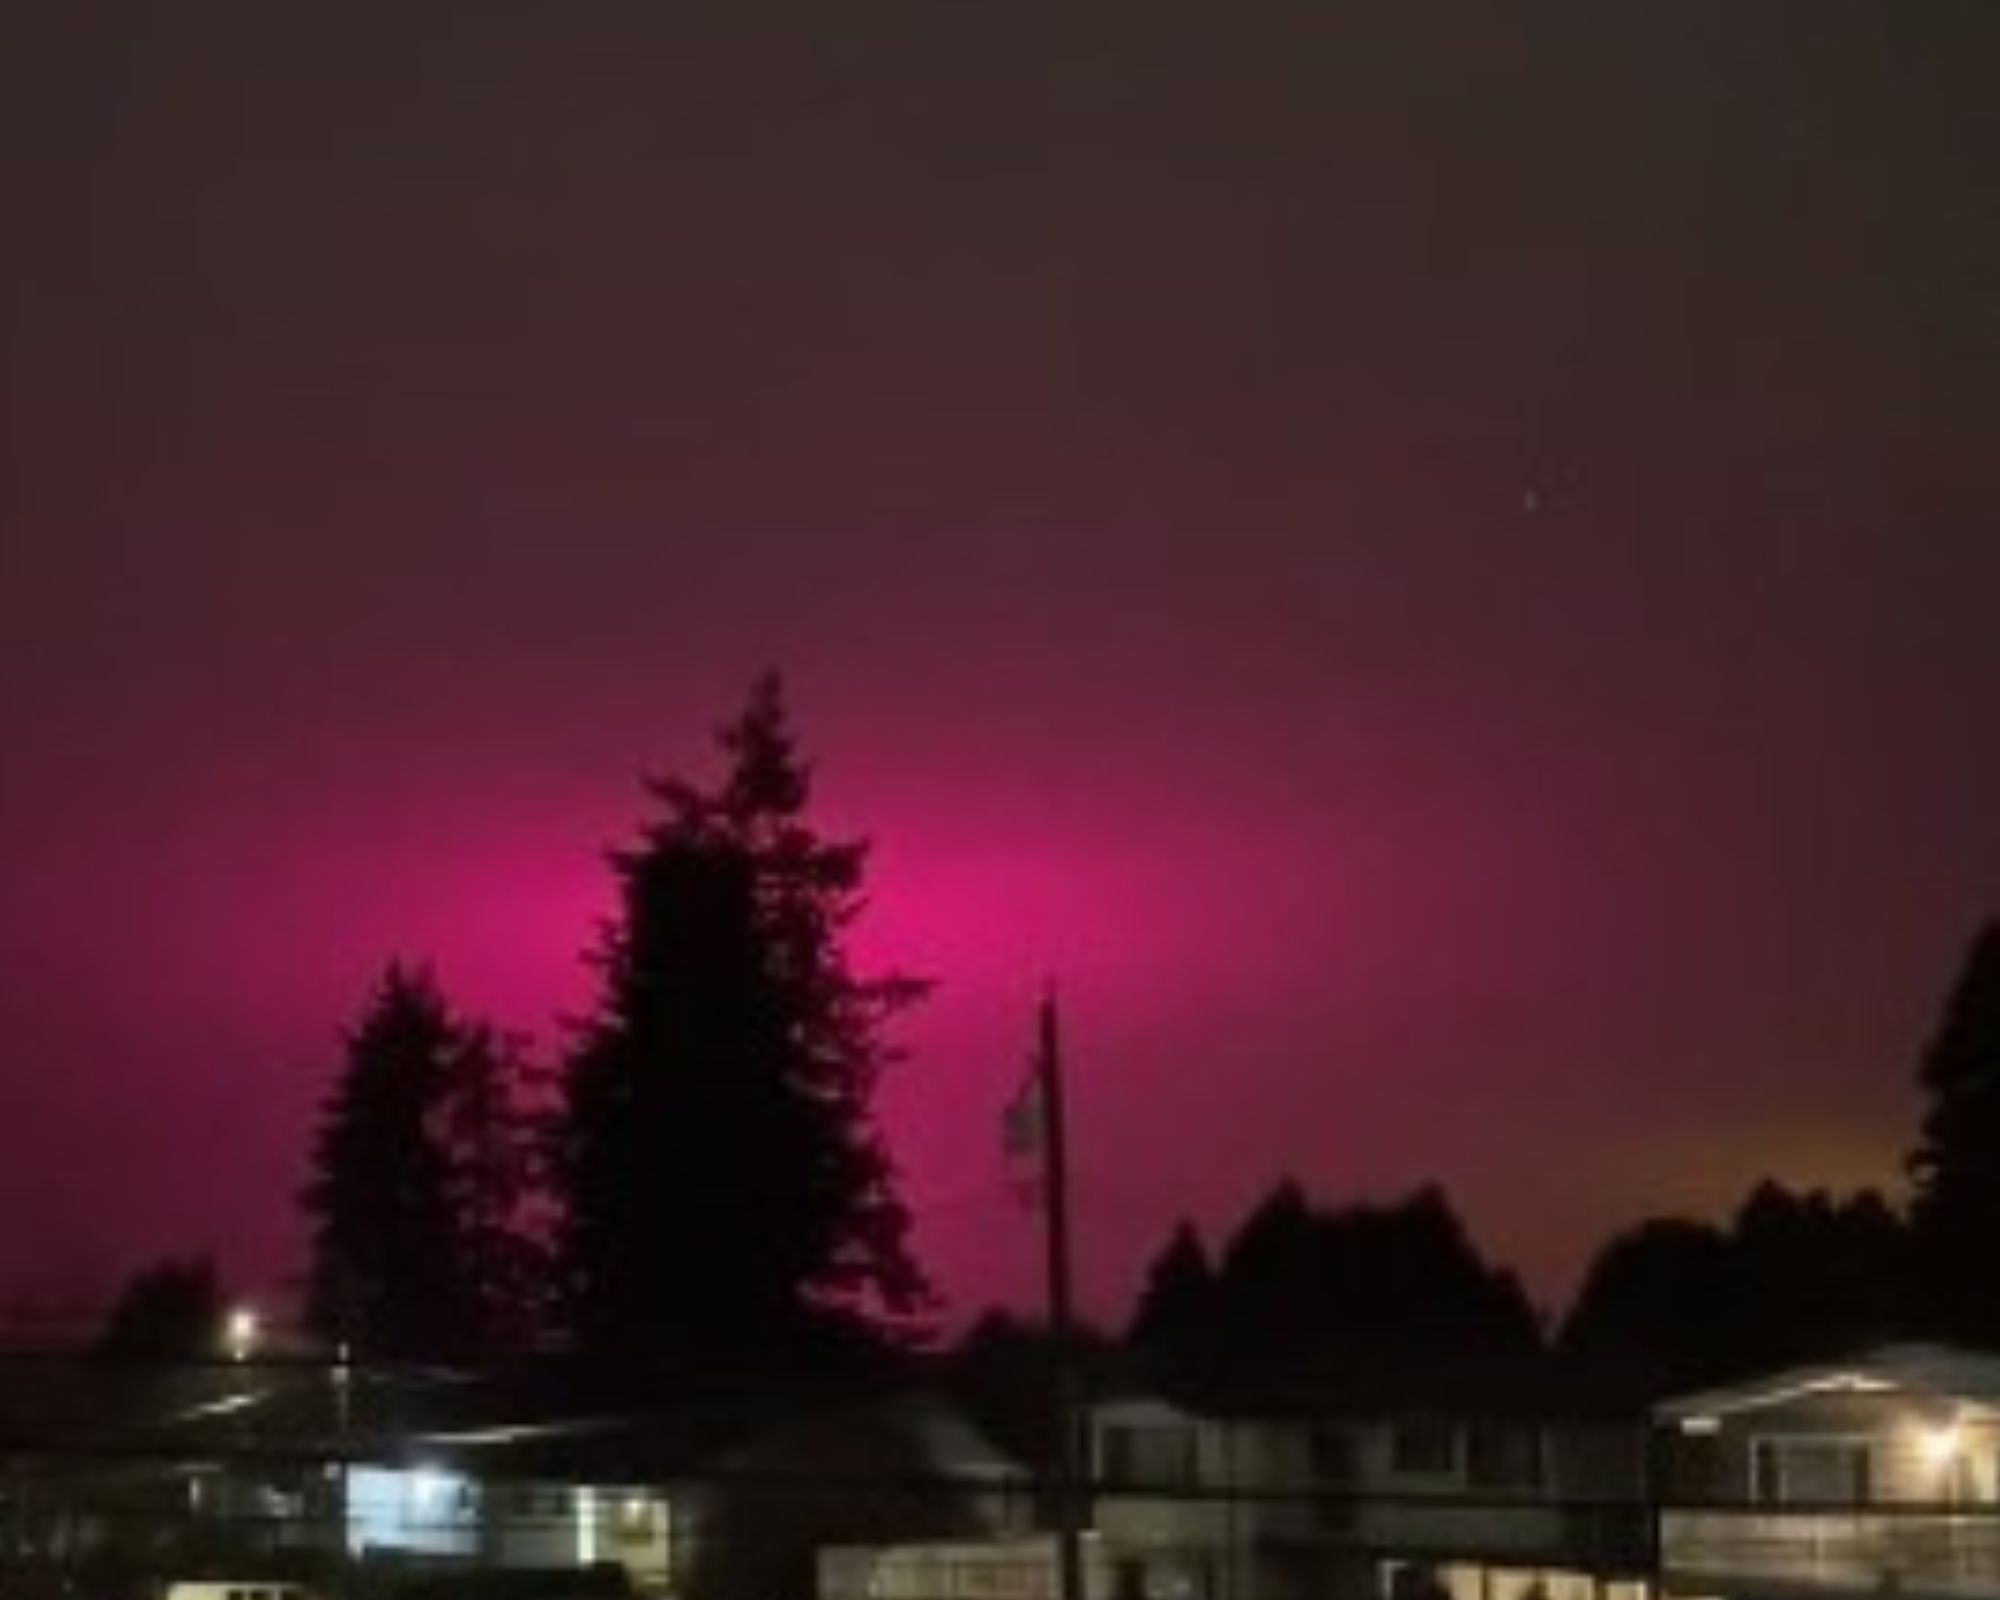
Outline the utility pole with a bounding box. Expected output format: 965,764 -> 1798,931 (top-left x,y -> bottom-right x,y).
1037,989 -> 1088,1600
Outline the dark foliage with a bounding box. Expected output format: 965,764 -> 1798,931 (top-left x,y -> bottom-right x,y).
940,1309 -> 1118,1473
1559,1216 -> 1742,1400
1908,921 -> 2000,1344
1559,1182 -> 1908,1401
1731,1181 -> 1906,1365
302,963 -> 542,1360
555,676 -> 929,1379
1127,1180 -> 1543,1409
1125,1220 -> 1217,1393
1560,927 -> 2000,1396
440,1021 -> 552,1355
95,1255 -> 225,1363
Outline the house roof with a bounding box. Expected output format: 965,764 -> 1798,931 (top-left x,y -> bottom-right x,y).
0,1351 -> 1026,1490
1096,1353 -> 1636,1426
1655,1344 -> 2000,1421
879,1392 -> 1028,1480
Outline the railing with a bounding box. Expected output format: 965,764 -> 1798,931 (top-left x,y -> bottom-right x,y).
1662,1509 -> 2000,1596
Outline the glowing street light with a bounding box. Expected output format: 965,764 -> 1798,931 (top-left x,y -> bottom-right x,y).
224,1305 -> 260,1363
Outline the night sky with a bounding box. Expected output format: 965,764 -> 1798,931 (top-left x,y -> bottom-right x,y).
1,3 -> 1994,1326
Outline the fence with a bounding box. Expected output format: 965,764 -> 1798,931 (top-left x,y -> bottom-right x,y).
1660,1507 -> 2000,1596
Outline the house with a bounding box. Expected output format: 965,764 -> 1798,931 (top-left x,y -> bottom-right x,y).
706,1388 -> 1036,1600
1079,1393 -> 1651,1600
1655,1343 -> 2000,1597
1315,1407 -> 1649,1592
821,1532 -> 1134,1600
1087,1394 -> 1321,1600
0,1354 -> 688,1588
0,1345 -> 1049,1599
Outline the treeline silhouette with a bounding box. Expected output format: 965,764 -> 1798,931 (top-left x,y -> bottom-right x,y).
49,682 -> 2000,1600
1067,1173 -> 1905,1422
969,920 -> 2000,1417
85,671 -> 2000,1417
291,676 -> 928,1393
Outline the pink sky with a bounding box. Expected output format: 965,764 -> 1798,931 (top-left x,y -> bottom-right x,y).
0,3 -> 1994,1331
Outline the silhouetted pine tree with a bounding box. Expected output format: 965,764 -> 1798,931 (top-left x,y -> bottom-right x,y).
1345,1185 -> 1542,1376
1559,1216 -> 1743,1399
303,963 -> 488,1361
555,676 -> 928,1378
1730,1180 -> 1906,1366
1212,1179 -> 1318,1370
1908,921 -> 2000,1344
440,1021 -> 551,1355
1127,1220 -> 1217,1392
1558,1180 -> 1910,1402
96,1256 -> 225,1364
1186,1179 -> 1540,1406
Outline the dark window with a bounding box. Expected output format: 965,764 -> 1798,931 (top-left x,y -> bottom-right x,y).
1101,1423 -> 1200,1486
1315,1488 -> 1358,1533
1310,1426 -> 1358,1484
1752,1438 -> 1872,1506
1466,1424 -> 1543,1490
1389,1422 -> 1458,1477
1751,1440 -> 1780,1504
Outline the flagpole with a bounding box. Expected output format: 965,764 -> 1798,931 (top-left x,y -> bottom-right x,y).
1038,988 -> 1088,1600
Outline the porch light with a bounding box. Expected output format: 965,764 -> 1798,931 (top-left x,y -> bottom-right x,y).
1919,1423 -> 1964,1469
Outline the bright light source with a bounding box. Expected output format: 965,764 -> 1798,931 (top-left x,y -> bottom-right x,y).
622,1494 -> 650,1525
1919,1423 -> 1964,1469
224,1306 -> 260,1362
1680,1415 -> 1721,1436
409,1466 -> 453,1512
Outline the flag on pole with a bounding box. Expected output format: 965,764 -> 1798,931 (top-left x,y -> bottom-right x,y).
1003,1044 -> 1048,1211
1002,1068 -> 1045,1162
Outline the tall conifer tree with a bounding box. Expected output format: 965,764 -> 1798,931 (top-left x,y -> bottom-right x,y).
441,1021 -> 550,1355
303,963 -> 473,1359
1908,921 -> 2000,1343
303,964 -> 539,1360
96,1256 -> 227,1364
555,676 -> 928,1375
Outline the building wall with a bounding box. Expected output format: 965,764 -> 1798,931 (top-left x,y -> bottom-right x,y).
1658,1383 -> 2000,1597
1397,1559 -> 1652,1600
1659,1507 -> 2000,1596
345,1464 -> 480,1558
821,1534 -> 1133,1600
1085,1405 -> 1648,1600
1320,1421 -> 1647,1573
1661,1392 -> 2000,1507
1090,1400 -> 1318,1551
481,1480 -> 674,1589
1087,1401 -> 1329,1600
